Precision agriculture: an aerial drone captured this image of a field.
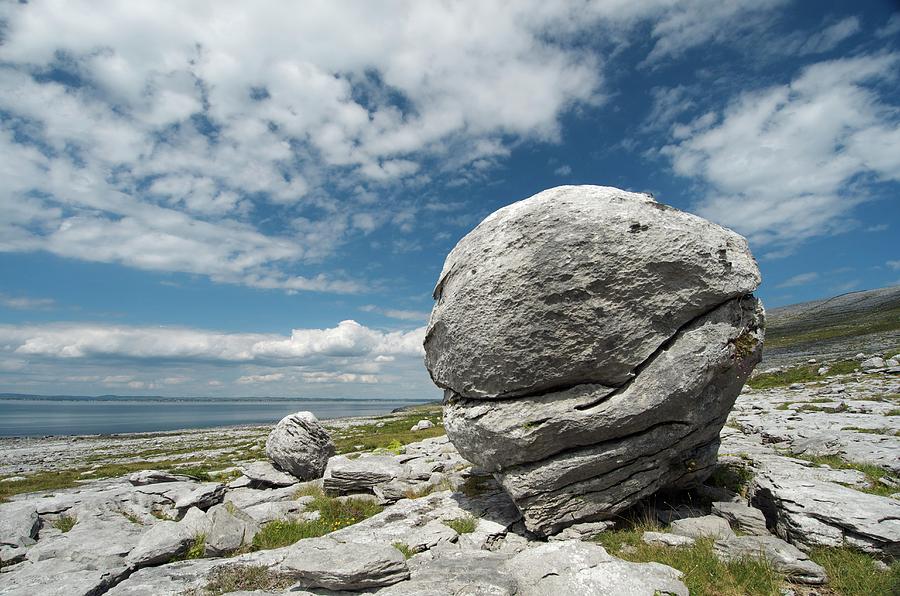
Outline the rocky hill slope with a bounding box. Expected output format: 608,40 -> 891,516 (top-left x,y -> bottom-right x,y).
763,285 -> 900,368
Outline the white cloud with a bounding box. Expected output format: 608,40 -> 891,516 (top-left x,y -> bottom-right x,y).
887,260 -> 900,271
0,294 -> 55,310
236,373 -> 285,385
0,0 -> 792,291
876,14 -> 900,39
359,305 -> 430,322
554,164 -> 573,176
662,53 -> 900,249
775,272 -> 819,288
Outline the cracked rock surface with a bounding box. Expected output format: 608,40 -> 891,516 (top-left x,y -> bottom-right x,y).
426,185 -> 764,535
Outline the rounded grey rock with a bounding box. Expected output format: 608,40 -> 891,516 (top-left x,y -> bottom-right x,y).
425,185 -> 760,399
265,411 -> 335,480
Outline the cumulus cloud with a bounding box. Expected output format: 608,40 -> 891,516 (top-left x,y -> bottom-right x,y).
662,53 -> 900,250
0,0 -> 792,291
0,319 -> 428,395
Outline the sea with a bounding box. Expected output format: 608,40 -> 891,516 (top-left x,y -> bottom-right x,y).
0,394 -> 431,437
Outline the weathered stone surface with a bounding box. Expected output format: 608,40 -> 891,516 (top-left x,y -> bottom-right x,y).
0,503 -> 40,547
173,482 -> 225,513
410,419 -> 435,432
714,535 -> 828,584
642,531 -> 696,548
240,460 -> 299,488
324,455 -> 410,495
125,520 -> 193,568
425,185 -> 760,399
448,296 -> 763,535
506,540 -> 689,596
670,515 -> 736,540
265,411 -> 335,480
204,503 -> 260,556
224,485 -> 298,510
280,537 -> 409,590
751,468 -> 900,557
127,470 -> 190,486
243,500 -> 309,524
711,501 -> 769,535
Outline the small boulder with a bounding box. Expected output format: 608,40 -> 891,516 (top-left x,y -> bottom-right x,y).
240,461 -> 299,488
714,535 -> 828,585
126,521 -> 193,568
410,419 -> 435,432
266,411 -> 335,480
711,501 -> 769,536
861,357 -> 885,370
670,515 -> 735,540
204,503 -> 260,557
280,537 -> 410,590
174,483 -> 225,514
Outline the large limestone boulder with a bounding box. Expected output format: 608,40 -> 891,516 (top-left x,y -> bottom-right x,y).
425,185 -> 764,536
265,411 -> 335,480
425,185 -> 760,399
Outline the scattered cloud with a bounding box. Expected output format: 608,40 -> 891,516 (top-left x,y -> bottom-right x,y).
359,305 -> 430,322
0,0 -> 795,293
236,373 -> 285,385
0,294 -> 56,310
778,16 -> 861,56
776,272 -> 819,288
875,14 -> 900,39
866,224 -> 889,232
887,260 -> 900,271
662,53 -> 900,250
554,164 -> 572,176
830,279 -> 861,294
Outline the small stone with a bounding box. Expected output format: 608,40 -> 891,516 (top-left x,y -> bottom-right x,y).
861,357 -> 885,370
240,461 -> 299,488
714,535 -> 827,585
670,515 -> 735,539
641,531 -> 696,547
280,537 -> 410,590
174,483 -> 225,513
128,470 -> 188,486
410,419 -> 435,432
711,502 -> 769,535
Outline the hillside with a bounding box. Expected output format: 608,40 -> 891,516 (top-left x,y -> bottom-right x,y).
763,285 -> 900,367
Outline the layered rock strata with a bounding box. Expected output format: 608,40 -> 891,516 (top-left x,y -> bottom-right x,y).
425,185 -> 764,535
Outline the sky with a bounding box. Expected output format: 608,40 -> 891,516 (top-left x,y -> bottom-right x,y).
1,0 -> 899,399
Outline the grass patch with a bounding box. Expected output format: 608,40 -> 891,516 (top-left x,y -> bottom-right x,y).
328,408 -> 444,454
150,508 -> 174,521
706,462 -> 755,497
795,402 -> 849,414
252,495 -> 382,550
841,426 -> 896,436
765,304 -> 900,349
594,511 -> 784,596
443,515 -> 477,534
792,454 -> 900,497
392,542 -> 414,559
193,564 -> 296,595
184,534 -> 207,560
809,546 -> 900,596
886,409 -> 900,416
293,483 -> 325,499
52,514 -> 76,532
748,359 -> 859,390
120,510 -> 143,525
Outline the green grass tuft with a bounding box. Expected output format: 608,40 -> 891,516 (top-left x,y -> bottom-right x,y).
792,454 -> 900,497
886,409 -> 900,416
194,564 -> 296,595
443,514 -> 477,534
252,495 -> 382,550
52,514 -> 76,532
593,513 -> 784,596
706,462 -> 755,497
328,408 -> 444,454
748,359 -> 859,390
392,542 -> 414,559
809,546 -> 900,596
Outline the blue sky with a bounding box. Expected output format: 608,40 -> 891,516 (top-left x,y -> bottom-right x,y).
1,0 -> 898,398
